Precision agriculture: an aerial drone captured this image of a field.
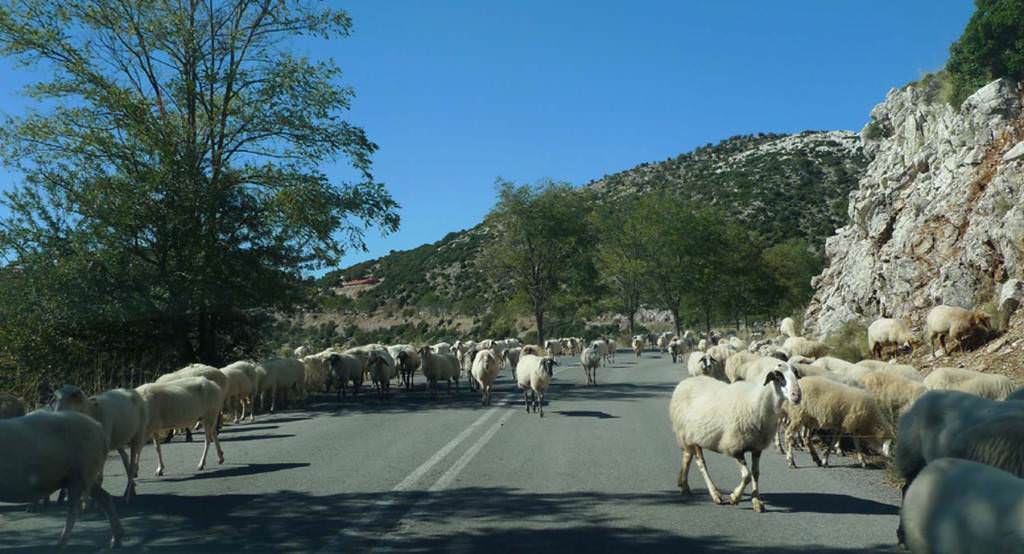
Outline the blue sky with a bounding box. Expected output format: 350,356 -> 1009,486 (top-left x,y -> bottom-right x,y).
0,1 -> 976,270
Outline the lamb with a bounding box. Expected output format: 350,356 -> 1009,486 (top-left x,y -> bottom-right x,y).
220,362 -> 256,423
418,346 -> 461,398
136,377 -> 225,476
632,337 -> 644,358
471,349 -> 502,405
859,370 -> 926,417
581,346 -> 601,385
925,304 -> 992,357
0,410 -> 124,547
543,339 -> 563,357
900,458 -> 1024,554
53,386 -> 150,501
687,351 -> 713,378
855,359 -> 924,382
669,361 -> 802,512
388,344 -> 420,390
0,392 -> 26,419
515,354 -> 557,417
923,366 -> 1020,400
783,376 -> 894,469
253,357 -> 306,412
867,318 -> 915,360
781,337 -> 829,358
328,352 -> 364,399
779,317 -> 797,338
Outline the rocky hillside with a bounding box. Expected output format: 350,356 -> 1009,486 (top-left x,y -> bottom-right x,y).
321,132 -> 867,316
805,78 -> 1024,337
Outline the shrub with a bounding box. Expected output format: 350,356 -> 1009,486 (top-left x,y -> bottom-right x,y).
946,0 -> 1024,108
823,320 -> 870,362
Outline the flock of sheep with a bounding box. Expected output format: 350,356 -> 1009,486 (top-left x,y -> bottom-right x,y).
1,299 -> 1022,550
0,335 -> 617,547
658,303 -> 1023,551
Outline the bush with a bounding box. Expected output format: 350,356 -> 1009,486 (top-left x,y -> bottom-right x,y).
946,0 -> 1024,108
823,320 -> 870,363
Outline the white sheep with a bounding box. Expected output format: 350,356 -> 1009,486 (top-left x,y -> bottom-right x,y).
220,362 -> 256,424
704,344 -> 735,381
328,352 -> 364,399
669,362 -> 802,512
521,344 -> 543,356
667,338 -> 685,364
0,410 -> 124,547
136,377 -> 225,476
471,349 -> 502,405
543,339 -> 563,357
366,347 -> 397,400
923,366 -> 1019,400
0,392 -> 26,419
779,317 -> 797,338
388,344 -> 420,390
781,336 -> 829,358
696,338 -> 708,351
418,346 -> 461,398
859,371 -> 926,417
724,352 -> 762,383
782,376 -> 894,469
589,339 -> 610,366
515,354 -> 557,417
867,318 -> 915,359
155,363 -> 229,438
53,386 -> 150,501
300,349 -> 337,393
687,351 -> 713,378
728,336 -> 747,350
503,347 -> 523,378
580,346 -> 601,385
925,305 -> 992,357
901,458 -> 1024,554
632,336 -> 644,358
431,342 -> 453,355
657,332 -> 674,353
293,345 -> 311,358
254,357 -> 306,412
854,359 -> 923,382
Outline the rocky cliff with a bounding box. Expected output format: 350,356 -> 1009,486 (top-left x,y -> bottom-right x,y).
805,78 -> 1024,337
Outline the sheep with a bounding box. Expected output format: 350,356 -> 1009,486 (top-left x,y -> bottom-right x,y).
155,363 -> 229,439
515,354 -> 557,417
220,362 -> 255,424
667,338 -> 685,363
728,337 -> 747,350
0,392 -> 26,419
53,386 -> 150,501
925,304 -> 992,357
471,349 -> 502,405
543,339 -> 563,357
136,377 -> 225,476
632,337 -> 644,358
859,371 -> 926,417
366,348 -> 397,400
253,357 -> 306,412
725,352 -> 764,383
503,347 -> 523,378
300,349 -> 336,393
781,336 -> 829,359
779,317 -> 797,338
581,346 -> 601,385
521,344 -> 543,356
867,318 -> 915,360
812,356 -> 857,373
589,339 -> 610,366
669,361 -> 802,512
696,339 -> 708,351
418,346 -> 461,398
901,458 -> 1024,554
388,344 -> 420,390
783,376 -> 894,469
855,359 -> 924,382
704,345 -> 735,381
923,366 -> 1020,400
431,342 -> 452,355
687,351 -> 713,378
293,345 -> 311,358
328,352 -> 364,399
728,356 -> 789,383
0,410 -> 124,547
657,332 -> 674,353
606,338 -> 617,363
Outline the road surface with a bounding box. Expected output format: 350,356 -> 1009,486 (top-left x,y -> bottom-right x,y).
0,351 -> 901,552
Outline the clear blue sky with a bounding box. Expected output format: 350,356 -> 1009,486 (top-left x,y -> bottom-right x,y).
0,1 -> 976,270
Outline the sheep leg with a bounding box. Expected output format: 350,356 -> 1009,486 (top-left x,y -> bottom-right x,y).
785,425 -> 798,469
692,446 -> 723,504
153,436 -> 166,476
805,433 -> 824,467
853,436 -> 868,468
538,390 -> 544,418
88,484 -> 124,548
677,448 -> 693,495
57,484 -> 84,547
117,448 -> 135,501
523,390 -> 530,412
750,451 -> 765,513
729,455 -> 752,505
270,385 -> 278,413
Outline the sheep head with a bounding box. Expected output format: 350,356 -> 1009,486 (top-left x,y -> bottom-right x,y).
541,357 -> 558,377
763,363 -> 802,405
52,385 -> 87,412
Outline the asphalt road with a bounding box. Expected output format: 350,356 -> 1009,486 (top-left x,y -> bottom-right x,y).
0,351 -> 901,553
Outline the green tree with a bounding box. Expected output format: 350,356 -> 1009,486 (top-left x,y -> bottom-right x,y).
483,180 -> 594,344
0,1 -> 398,382
636,195 -> 694,337
591,200 -> 648,336
947,0 -> 1024,107
762,238 -> 824,317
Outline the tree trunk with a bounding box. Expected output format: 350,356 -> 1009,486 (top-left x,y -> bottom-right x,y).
627,311 -> 636,337
704,309 -> 712,338
535,309 -> 545,345
671,309 -> 682,337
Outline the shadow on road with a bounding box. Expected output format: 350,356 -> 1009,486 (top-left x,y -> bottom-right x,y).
217,424 -> 281,434
150,462 -> 311,483
0,486 -> 899,553
765,492 -> 899,515
217,433 -> 296,443
553,410 -> 618,419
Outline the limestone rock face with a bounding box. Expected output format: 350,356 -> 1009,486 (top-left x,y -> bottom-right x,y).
805,79 -> 1024,338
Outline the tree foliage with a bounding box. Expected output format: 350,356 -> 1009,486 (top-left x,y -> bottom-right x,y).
0,0 -> 398,390
947,0 -> 1024,107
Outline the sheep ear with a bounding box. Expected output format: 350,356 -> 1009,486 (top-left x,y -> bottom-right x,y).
762,371 -> 780,386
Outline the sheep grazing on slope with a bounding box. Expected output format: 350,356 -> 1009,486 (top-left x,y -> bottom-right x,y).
859,371 -> 926,417
471,349 -> 502,405
669,361 -> 802,512
136,377 -> 226,476
925,304 -> 992,357
781,337 -> 829,359
924,366 -> 1020,400
418,346 -> 461,399
901,458 -> 1024,554
581,346 -> 602,385
515,354 -> 557,417
220,362 -> 256,424
53,386 -> 150,501
867,318 -> 916,360
779,317 -> 797,338
0,411 -> 124,547
783,376 -> 894,469
388,344 -> 420,390
0,392 -> 26,419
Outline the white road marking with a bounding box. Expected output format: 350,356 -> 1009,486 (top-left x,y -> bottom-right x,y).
429,408 -> 516,491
